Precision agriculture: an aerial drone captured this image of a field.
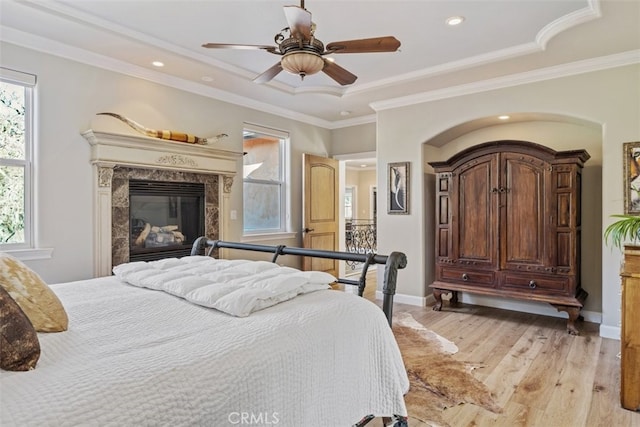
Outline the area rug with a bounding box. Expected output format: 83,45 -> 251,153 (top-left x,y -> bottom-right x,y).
392,312 -> 502,426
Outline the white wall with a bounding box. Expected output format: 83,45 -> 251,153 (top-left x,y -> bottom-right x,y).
376,64 -> 640,336
1,42 -> 332,282
331,123 -> 376,155
345,168 -> 376,220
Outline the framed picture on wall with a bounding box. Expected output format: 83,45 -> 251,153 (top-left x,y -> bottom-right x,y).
388,162 -> 410,214
623,141 -> 640,214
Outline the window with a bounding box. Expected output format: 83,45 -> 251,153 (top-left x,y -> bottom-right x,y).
0,68 -> 35,250
344,186 -> 354,220
242,124 -> 289,235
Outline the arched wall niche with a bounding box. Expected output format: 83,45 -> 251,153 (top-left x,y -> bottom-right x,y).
422,112 -> 603,315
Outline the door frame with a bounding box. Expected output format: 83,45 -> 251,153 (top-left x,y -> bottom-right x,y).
334,151 -> 377,279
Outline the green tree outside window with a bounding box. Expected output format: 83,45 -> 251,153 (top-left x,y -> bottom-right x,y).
0,81 -> 26,244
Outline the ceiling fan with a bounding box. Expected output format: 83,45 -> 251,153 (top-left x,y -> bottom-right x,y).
202,0 -> 401,86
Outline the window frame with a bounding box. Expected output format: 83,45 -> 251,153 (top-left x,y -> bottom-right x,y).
241,123 -> 293,241
0,68 -> 50,260
1,68 -> 34,250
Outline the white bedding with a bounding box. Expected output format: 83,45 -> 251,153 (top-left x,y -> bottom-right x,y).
112,256 -> 336,317
0,274 -> 409,426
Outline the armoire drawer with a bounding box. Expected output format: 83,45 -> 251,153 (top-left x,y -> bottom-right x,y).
439,267 -> 495,287
502,274 -> 568,294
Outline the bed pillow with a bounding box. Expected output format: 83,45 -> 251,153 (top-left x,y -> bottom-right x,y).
0,252 -> 68,332
0,286 -> 41,371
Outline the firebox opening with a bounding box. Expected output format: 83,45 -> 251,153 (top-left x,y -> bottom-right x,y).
129,180 -> 205,262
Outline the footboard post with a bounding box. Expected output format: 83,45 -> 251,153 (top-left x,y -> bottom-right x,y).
190,236 -> 209,256
382,252 -> 407,326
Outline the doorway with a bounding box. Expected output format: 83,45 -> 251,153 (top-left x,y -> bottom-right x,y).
337,153 -> 378,276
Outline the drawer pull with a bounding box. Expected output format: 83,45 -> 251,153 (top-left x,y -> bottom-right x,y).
462,273 -> 469,281
529,280 -> 537,289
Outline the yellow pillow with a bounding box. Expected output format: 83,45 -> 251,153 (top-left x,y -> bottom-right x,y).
0,253 -> 68,332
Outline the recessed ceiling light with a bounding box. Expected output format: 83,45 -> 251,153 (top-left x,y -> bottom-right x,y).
201,76 -> 214,82
340,110 -> 351,116
151,61 -> 164,67
498,115 -> 510,120
360,164 -> 367,168
446,16 -> 465,26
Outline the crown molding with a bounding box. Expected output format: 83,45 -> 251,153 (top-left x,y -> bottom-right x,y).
12,0 -> 602,102
1,27 -> 333,129
329,114 -> 377,129
370,49 -> 640,112
536,0 -> 601,49
16,0 -> 350,98
346,0 -> 601,97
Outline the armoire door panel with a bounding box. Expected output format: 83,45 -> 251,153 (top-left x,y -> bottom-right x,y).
456,157 -> 497,266
438,195 -> 449,225
557,192 -> 571,227
576,173 -> 582,227
556,231 -> 572,268
556,170 -> 573,189
501,154 -> 547,269
435,174 -> 452,261
438,229 -> 449,257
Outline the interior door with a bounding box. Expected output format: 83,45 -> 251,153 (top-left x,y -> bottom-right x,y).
302,153 -> 339,275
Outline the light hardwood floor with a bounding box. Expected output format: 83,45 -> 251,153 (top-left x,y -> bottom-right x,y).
345,269 -> 640,426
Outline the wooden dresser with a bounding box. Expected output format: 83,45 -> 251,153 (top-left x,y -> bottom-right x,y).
428,140 -> 590,334
621,246 -> 640,411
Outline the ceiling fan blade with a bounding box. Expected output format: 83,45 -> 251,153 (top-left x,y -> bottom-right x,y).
253,62 -> 284,84
202,43 -> 278,54
283,5 -> 312,39
322,60 -> 357,86
325,36 -> 401,54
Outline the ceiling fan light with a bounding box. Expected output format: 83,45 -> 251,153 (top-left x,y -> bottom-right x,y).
281,52 -> 324,79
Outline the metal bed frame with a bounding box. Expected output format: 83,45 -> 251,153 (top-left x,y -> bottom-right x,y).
191,237 -> 409,426
190,237 -> 407,327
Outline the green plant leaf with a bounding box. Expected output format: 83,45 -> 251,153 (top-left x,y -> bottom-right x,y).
604,214 -> 640,248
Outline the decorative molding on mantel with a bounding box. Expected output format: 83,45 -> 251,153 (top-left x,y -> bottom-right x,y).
223,176 -> 234,194
82,130 -> 243,176
97,166 -> 114,187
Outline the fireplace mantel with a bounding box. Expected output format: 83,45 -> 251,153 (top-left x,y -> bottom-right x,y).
82,130 -> 242,175
82,130 -> 243,277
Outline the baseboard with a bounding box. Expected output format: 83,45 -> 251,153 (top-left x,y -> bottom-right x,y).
375,291 -> 428,307
599,324 -> 621,340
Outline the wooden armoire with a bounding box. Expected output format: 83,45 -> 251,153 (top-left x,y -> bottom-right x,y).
428,140 -> 590,334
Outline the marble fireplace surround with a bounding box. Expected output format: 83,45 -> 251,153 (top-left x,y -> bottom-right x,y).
82,130 -> 242,277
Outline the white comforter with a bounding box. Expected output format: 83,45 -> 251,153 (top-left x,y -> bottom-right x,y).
0,274 -> 409,427
112,256 -> 336,317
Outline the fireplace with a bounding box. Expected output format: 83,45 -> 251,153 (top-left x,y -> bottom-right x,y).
111,167 -> 222,268
129,180 -> 205,262
82,128 -> 242,277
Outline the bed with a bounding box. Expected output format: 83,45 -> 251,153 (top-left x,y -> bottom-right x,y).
0,239 -> 409,427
